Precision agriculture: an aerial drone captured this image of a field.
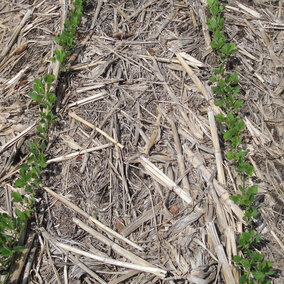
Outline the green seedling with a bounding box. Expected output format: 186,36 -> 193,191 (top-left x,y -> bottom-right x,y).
0,75 -> 56,272
0,1 -> 86,275
52,0 -> 85,65
207,0 -> 274,283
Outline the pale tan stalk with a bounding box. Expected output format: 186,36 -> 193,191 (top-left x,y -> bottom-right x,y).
56,242 -> 167,278
206,221 -> 236,284
69,111 -> 123,148
140,156 -> 192,204
208,108 -> 226,185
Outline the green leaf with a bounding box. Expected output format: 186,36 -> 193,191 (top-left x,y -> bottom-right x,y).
234,100 -> 243,109
34,78 -> 43,86
223,129 -> 233,140
231,72 -> 238,83
211,86 -> 222,95
218,79 -> 226,88
11,192 -> 23,203
44,74 -> 55,84
233,255 -> 242,263
226,151 -> 235,160
13,246 -> 24,253
37,125 -> 45,133
33,178 -> 42,186
239,275 -> 248,284
240,258 -> 250,268
15,209 -> 30,222
47,93 -> 57,104
0,246 -> 13,257
19,163 -> 29,176
207,0 -> 215,6
14,178 -> 27,188
253,271 -> 265,281
255,233 -> 262,243
215,113 -> 225,122
29,92 -> 43,102
25,185 -> 33,193
33,83 -> 44,95
230,194 -> 241,204
209,75 -> 218,83
214,99 -> 224,107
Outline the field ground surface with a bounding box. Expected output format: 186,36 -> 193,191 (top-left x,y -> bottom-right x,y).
0,0 -> 283,283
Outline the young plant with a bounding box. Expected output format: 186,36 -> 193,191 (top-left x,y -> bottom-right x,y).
1,0 -> 86,274
207,0 -> 274,283
0,75 -> 56,272
52,0 -> 85,65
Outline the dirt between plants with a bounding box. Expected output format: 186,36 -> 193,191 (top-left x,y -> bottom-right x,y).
0,0 -> 283,283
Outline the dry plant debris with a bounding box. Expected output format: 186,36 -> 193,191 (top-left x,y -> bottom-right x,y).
0,0 -> 283,283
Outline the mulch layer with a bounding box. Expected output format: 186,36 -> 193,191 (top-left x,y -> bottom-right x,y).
0,0 -> 283,283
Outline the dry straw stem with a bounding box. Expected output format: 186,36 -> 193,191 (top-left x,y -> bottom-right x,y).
41,228 -> 107,284
55,242 -> 167,278
67,90 -> 108,108
149,54 -> 203,140
73,217 -> 159,269
67,253 -> 107,284
108,271 -> 140,284
8,230 -> 37,283
46,143 -> 112,164
140,156 -> 192,204
121,203 -> 163,237
184,146 -> 244,221
69,111 -> 124,148
90,0 -> 104,29
206,221 -> 236,284
69,60 -> 107,71
143,113 -> 161,155
167,116 -> 191,193
208,108 -> 226,185
0,9 -> 32,63
0,123 -> 36,155
43,186 -> 143,252
175,52 -> 220,115
138,53 -> 205,68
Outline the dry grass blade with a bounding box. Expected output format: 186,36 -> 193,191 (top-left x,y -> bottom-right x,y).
140,156 -> 192,204
69,111 -> 124,148
0,9 -> 32,63
67,91 -> 108,108
46,144 -> 111,164
1,0 -> 283,282
208,108 -> 226,185
0,123 -> 36,155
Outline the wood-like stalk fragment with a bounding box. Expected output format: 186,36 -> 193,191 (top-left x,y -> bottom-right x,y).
206,221 -> 236,284
208,108 -> 226,185
56,242 -> 167,278
46,144 -> 111,164
69,111 -> 124,148
140,156 -> 192,204
184,146 -> 244,221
